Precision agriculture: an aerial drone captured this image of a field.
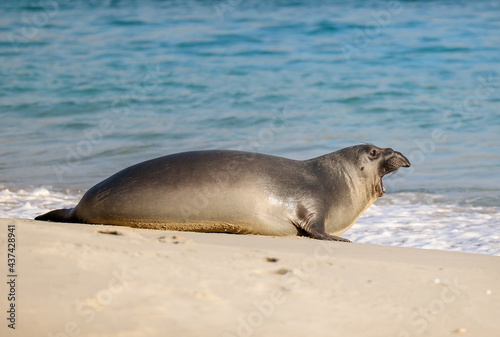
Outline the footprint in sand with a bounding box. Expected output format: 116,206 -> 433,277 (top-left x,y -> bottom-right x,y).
158,235 -> 193,244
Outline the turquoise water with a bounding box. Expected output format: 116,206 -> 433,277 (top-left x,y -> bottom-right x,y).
1,1 -> 499,214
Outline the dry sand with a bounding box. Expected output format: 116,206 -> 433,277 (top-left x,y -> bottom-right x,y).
1,218 -> 499,337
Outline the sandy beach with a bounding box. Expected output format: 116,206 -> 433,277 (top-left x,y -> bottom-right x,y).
3,0 -> 500,336
1,218 -> 499,337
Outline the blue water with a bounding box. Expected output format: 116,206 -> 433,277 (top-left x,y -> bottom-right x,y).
1,0 -> 499,210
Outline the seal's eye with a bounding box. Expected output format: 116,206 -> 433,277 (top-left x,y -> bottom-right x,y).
369,149 -> 377,157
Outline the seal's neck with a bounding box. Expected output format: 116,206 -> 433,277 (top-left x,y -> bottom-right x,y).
310,152 -> 380,205
344,162 -> 380,205
303,155 -> 378,236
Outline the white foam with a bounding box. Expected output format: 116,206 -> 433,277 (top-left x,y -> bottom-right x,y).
350,194 -> 500,256
1,187 -> 499,256
0,186 -> 81,220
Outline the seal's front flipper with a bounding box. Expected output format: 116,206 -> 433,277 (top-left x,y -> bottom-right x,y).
318,233 -> 352,242
305,228 -> 352,242
293,212 -> 352,242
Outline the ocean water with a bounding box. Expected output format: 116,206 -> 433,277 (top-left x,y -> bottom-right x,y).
1,0 -> 499,255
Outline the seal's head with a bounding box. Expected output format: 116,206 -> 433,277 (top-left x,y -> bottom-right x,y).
353,144 -> 411,197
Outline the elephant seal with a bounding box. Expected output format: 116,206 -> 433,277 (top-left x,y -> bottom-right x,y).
35,144 -> 410,242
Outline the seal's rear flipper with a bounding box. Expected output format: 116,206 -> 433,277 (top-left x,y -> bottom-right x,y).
35,208 -> 75,223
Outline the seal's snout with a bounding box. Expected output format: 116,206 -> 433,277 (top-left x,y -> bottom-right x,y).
383,149 -> 411,174
394,151 -> 411,168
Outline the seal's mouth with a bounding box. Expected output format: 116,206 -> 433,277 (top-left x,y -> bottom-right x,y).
377,151 -> 411,197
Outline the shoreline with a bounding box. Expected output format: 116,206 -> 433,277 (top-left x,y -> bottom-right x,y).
1,218 -> 499,336
2,187 -> 500,256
